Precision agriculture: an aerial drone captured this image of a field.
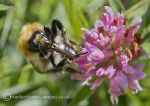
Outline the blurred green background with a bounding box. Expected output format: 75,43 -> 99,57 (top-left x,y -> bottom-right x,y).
0,0 -> 150,106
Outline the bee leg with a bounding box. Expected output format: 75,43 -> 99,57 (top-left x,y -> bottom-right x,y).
65,67 -> 81,73
55,58 -> 68,68
38,45 -> 47,59
50,52 -> 68,69
49,52 -> 57,67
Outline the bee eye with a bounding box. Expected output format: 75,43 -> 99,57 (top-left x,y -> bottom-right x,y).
45,40 -> 52,46
32,42 -> 38,47
27,31 -> 43,52
28,39 -> 39,52
33,32 -> 45,44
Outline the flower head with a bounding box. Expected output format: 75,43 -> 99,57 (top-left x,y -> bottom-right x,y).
72,6 -> 146,104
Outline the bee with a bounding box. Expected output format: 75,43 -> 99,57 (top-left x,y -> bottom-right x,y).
18,20 -> 81,73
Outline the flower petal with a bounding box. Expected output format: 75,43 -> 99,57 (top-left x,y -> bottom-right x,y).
120,55 -> 129,66
114,71 -> 128,89
128,80 -> 142,94
95,20 -> 104,30
109,79 -> 122,96
88,51 -> 104,61
102,6 -> 114,25
125,17 -> 142,42
96,68 -> 105,77
115,26 -> 125,44
104,66 -> 116,78
129,63 -> 145,80
123,64 -> 135,74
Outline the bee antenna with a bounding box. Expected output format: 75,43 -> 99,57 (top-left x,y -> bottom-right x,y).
74,52 -> 88,58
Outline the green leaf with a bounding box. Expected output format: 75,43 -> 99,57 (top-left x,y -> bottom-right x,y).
0,0 -> 13,6
76,8 -> 90,29
0,82 -> 44,103
126,91 -> 142,106
108,0 -> 125,12
69,86 -> 92,106
141,4 -> 150,30
85,0 -> 107,13
18,64 -> 33,84
142,25 -> 150,41
62,0 -> 83,40
0,4 -> 11,11
142,42 -> 150,54
124,0 -> 150,19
